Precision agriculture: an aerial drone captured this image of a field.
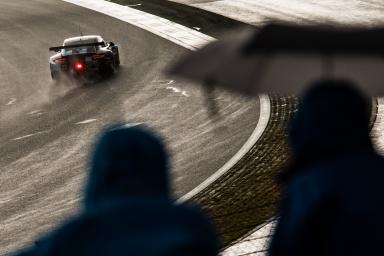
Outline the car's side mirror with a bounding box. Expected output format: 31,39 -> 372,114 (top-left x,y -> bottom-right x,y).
109,42 -> 115,47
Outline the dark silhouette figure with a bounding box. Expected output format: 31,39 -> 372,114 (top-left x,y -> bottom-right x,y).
15,124 -> 219,256
268,80 -> 384,256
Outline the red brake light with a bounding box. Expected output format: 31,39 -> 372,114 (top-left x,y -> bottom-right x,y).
74,62 -> 84,70
54,57 -> 66,63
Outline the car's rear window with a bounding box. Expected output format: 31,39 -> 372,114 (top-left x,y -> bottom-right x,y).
61,46 -> 96,56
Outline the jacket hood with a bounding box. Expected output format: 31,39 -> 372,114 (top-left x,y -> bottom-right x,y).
283,79 -> 373,181
84,124 -> 170,208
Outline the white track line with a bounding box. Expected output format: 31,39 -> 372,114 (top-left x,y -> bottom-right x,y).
6,98 -> 16,106
75,119 -> 97,125
63,0 -> 214,50
12,131 -> 49,141
180,94 -> 270,201
61,0 -> 272,200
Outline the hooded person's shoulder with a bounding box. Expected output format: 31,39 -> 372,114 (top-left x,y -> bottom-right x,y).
95,198 -> 217,234
23,200 -> 218,256
286,164 -> 334,200
287,152 -> 384,199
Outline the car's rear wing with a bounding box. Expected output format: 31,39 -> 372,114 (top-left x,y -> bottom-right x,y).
49,42 -> 105,52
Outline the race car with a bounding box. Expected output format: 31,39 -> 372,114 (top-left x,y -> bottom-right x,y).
49,35 -> 120,81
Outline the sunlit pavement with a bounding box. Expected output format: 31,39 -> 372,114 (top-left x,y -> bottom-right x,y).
171,0 -> 384,26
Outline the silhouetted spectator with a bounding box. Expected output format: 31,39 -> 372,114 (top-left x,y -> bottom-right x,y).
269,80 -> 384,256
15,124 -> 219,256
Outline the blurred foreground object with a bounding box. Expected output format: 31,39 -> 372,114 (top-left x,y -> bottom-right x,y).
269,80 -> 384,256
168,24 -> 384,96
14,124 -> 219,256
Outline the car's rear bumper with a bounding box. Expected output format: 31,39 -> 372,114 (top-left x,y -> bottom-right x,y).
50,59 -> 113,76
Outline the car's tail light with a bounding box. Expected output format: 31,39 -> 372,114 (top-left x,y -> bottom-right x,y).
74,62 -> 84,71
92,53 -> 106,60
54,57 -> 66,63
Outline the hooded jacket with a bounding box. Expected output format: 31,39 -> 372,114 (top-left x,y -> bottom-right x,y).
269,80 -> 384,256
15,125 -> 219,256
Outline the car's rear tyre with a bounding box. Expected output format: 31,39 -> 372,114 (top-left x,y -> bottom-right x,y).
115,50 -> 120,67
100,63 -> 115,77
114,57 -> 120,68
51,71 -> 60,80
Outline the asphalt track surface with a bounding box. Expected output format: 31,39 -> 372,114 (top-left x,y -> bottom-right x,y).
0,0 -> 260,253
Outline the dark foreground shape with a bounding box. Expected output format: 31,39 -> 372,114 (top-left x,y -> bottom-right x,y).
14,124 -> 218,256
169,24 -> 384,96
269,80 -> 384,256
